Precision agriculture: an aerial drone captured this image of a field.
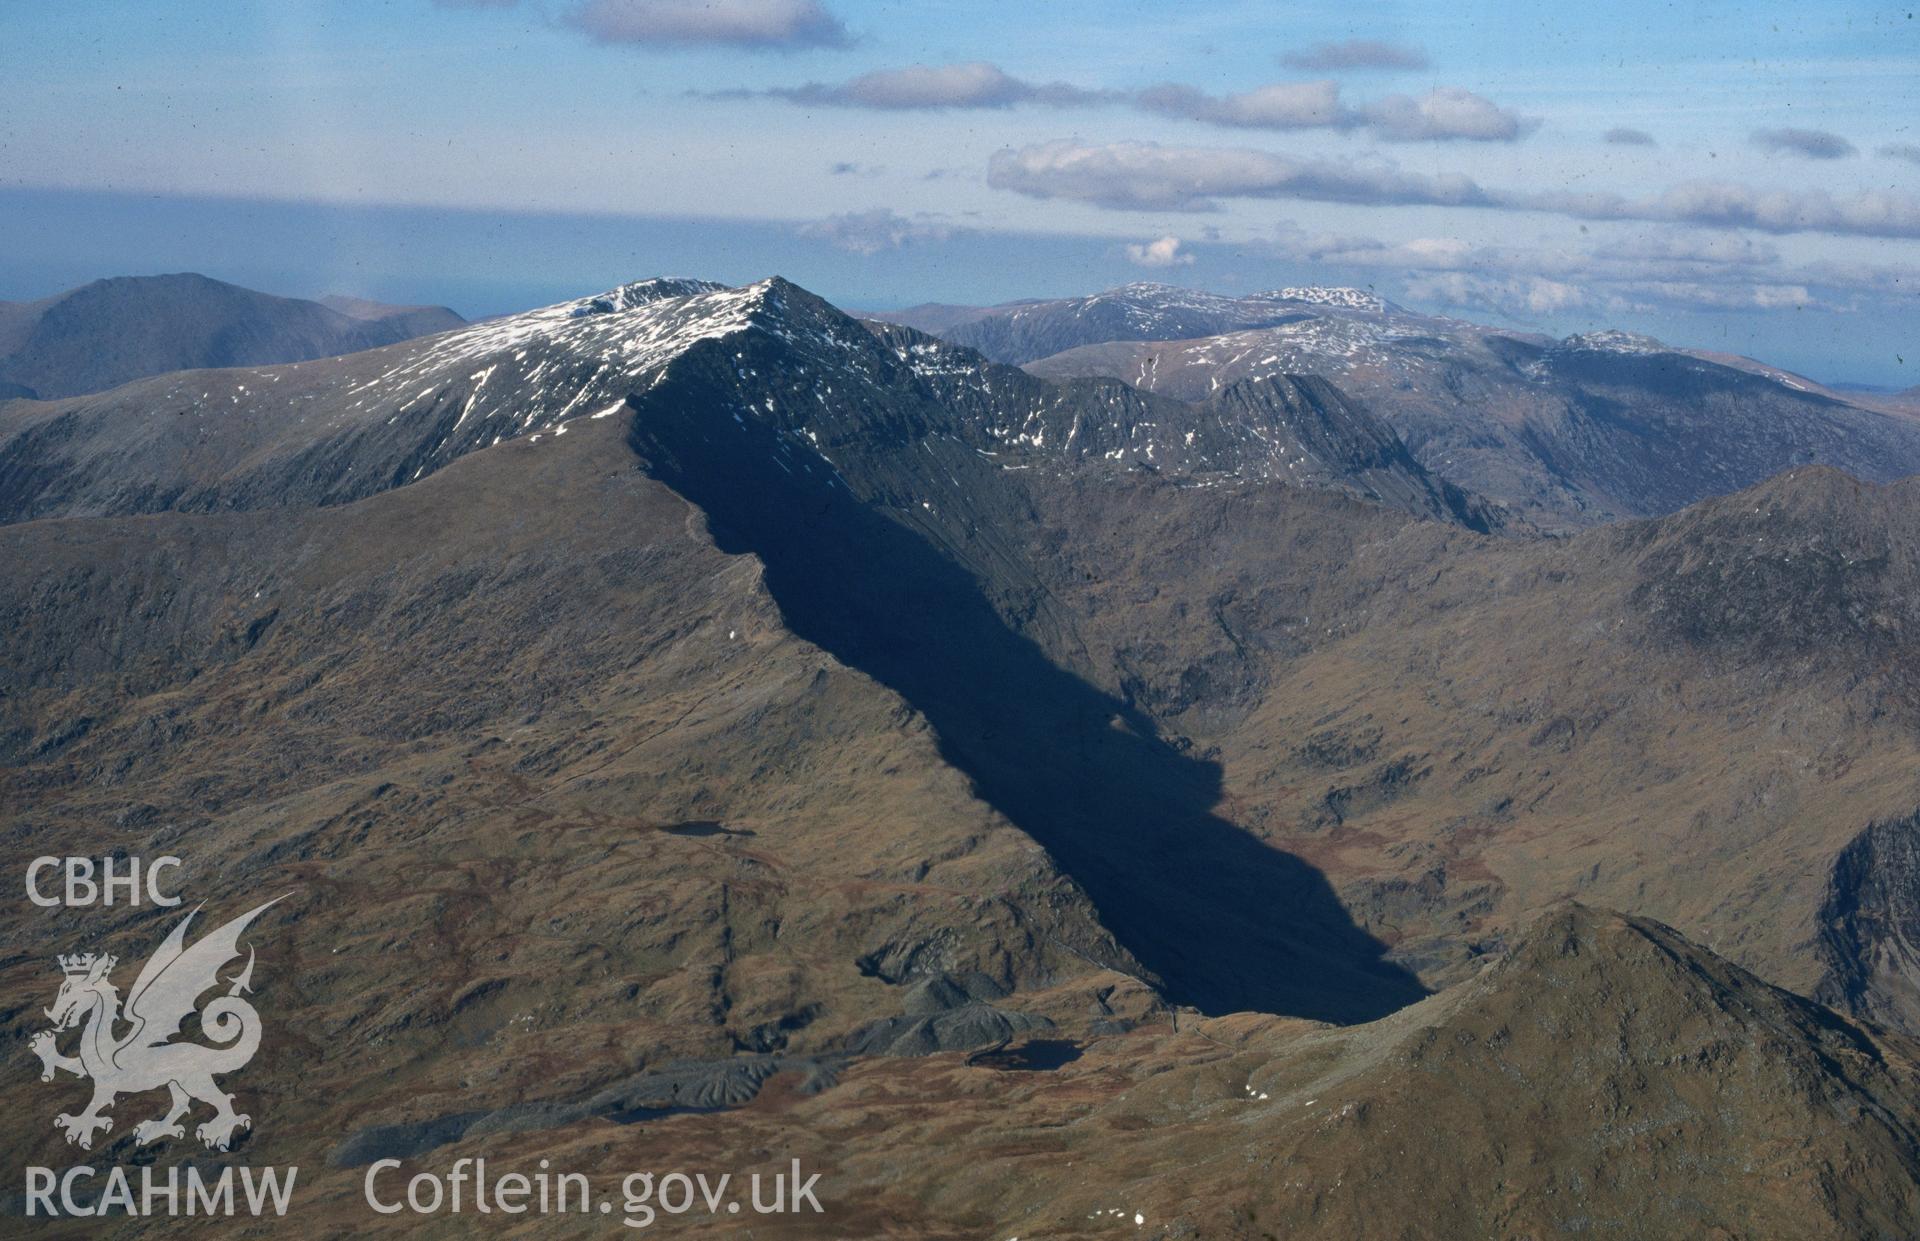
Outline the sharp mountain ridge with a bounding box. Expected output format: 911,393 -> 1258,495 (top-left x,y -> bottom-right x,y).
0,275 -> 1499,532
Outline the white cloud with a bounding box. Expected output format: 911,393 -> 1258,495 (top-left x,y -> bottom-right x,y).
1603,127 -> 1657,146
821,62 -> 1028,108
1405,272 -> 1597,317
1536,181 -> 1920,238
1361,88 -> 1535,142
755,61 -> 1108,109
1280,40 -> 1428,71
1263,221 -> 1872,321
1270,229 -> 1477,271
1130,80 -> 1531,141
1606,231 -> 1778,267
988,138 -> 1920,240
1403,269 -> 1812,320
1623,281 -> 1819,310
733,63 -> 1529,143
798,208 -> 952,254
1131,82 -> 1534,142
986,140 -> 1493,212
1751,127 -> 1857,159
1124,236 -> 1194,267
1134,80 -> 1349,130
565,0 -> 850,48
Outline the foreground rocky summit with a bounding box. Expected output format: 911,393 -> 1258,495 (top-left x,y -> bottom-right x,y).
4,275 -> 1920,1236
270,906 -> 1920,1238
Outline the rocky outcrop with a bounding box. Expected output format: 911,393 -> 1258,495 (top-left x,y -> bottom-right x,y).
1819,812 -> 1920,1033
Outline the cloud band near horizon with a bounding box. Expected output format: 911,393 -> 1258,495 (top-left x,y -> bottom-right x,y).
712,62 -> 1534,142
985,139 -> 1920,240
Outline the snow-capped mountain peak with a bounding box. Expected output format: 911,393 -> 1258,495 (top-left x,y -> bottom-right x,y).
1268,287 -> 1390,313
566,277 -> 728,318
1557,328 -> 1668,355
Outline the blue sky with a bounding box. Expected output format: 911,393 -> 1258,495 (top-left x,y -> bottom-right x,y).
2,0 -> 1916,383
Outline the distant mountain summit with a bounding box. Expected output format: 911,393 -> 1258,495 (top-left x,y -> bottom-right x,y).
1551,327 -> 1669,355
866,319 -> 1499,530
315,294 -> 470,338
0,272 -> 465,399
562,276 -> 728,316
913,281 -> 1920,529
878,282 -> 1402,368
881,282 -> 1323,368
1271,285 -> 1392,312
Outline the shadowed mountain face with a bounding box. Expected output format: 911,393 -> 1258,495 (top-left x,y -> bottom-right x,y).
0,272 -> 464,399
864,319 -> 1503,532
627,304 -> 1428,1020
7,275 -> 1920,1234
0,277 -> 1433,1037
1820,812 -> 1920,1032
883,283 -> 1920,531
1017,461 -> 1920,1012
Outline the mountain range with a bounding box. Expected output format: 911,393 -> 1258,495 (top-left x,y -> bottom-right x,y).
882,282 -> 1920,530
5,274 -> 1920,1236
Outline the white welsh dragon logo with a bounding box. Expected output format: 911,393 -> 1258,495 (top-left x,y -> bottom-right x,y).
29,898 -> 282,1152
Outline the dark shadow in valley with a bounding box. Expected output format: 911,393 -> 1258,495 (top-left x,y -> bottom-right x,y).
628,347 -> 1429,1023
